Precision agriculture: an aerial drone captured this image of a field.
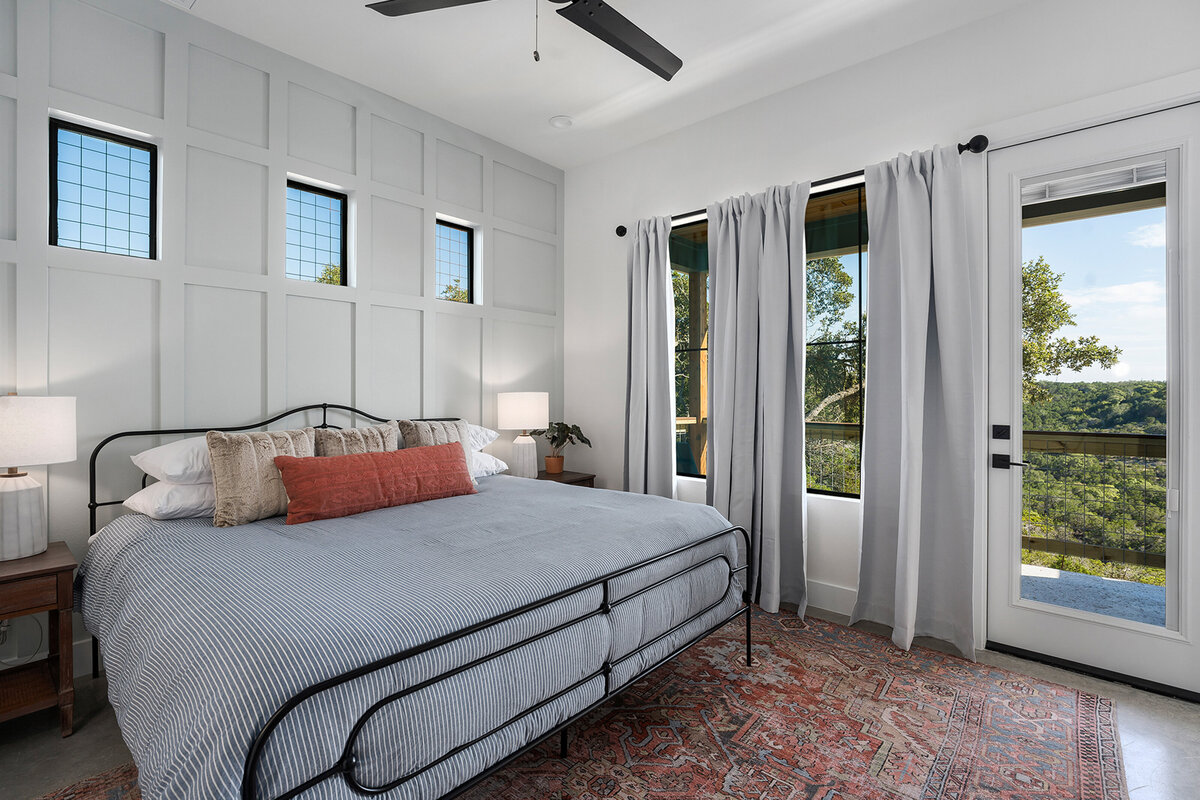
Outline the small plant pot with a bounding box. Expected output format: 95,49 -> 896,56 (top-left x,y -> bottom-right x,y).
545,456 -> 565,474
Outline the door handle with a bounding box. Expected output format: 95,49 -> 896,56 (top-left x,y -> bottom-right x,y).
991,453 -> 1030,469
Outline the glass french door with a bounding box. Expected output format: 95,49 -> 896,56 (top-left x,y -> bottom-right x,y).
986,105 -> 1200,693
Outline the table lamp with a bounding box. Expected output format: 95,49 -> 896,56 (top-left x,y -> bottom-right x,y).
0,395 -> 77,561
497,392 -> 548,479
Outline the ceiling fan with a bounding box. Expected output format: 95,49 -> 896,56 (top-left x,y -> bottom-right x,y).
366,0 -> 684,81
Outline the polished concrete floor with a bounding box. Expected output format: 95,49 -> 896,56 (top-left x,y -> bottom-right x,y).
2,611 -> 1198,799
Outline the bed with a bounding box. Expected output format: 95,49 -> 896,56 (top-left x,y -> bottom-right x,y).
77,404 -> 753,800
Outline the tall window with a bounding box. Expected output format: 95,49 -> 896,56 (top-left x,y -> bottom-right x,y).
668,186 -> 869,494
50,119 -> 156,259
804,186 -> 868,497
435,220 -> 474,303
671,220 -> 708,478
286,181 -> 348,285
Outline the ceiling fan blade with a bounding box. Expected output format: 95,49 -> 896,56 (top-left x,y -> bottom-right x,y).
367,0 -> 494,17
555,0 -> 683,81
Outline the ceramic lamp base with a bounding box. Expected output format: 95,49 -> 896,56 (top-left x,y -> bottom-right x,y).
509,434 -> 538,479
0,475 -> 47,561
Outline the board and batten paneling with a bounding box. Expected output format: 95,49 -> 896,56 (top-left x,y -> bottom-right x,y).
49,0 -> 164,118
288,82 -> 356,175
6,0 -> 563,673
184,284 -> 265,424
186,45 -> 269,148
370,305 -> 422,417
436,139 -> 484,212
370,195 -> 423,296
0,0 -> 15,78
185,147 -> 269,273
494,163 -> 558,234
492,230 -> 557,315
285,295 -> 354,408
0,263 -> 14,394
0,94 -> 14,241
370,114 -> 423,194
435,312 -> 482,423
46,267 -> 159,538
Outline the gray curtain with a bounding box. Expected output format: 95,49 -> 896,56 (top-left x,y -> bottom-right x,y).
852,147 -> 981,657
624,217 -> 676,498
706,184 -> 810,615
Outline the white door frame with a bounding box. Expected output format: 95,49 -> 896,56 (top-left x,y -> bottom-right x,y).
983,105 -> 1199,694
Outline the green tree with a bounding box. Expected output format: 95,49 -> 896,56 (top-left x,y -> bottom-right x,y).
440,278 -> 470,303
1022,256 -> 1121,403
806,256 -> 856,343
315,264 -> 343,285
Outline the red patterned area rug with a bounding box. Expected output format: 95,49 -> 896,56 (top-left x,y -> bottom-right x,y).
35,761 -> 139,800
39,612 -> 1127,800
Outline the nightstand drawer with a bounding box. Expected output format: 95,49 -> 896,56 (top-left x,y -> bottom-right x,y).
0,575 -> 58,616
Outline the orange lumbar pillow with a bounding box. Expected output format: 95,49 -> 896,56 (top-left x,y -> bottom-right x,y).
273,442 -> 476,525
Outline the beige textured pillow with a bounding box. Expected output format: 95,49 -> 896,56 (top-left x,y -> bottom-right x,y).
398,419 -> 474,483
398,419 -> 470,449
314,420 -> 400,456
207,428 -> 316,527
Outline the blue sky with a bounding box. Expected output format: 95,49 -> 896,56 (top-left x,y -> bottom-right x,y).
1023,206 -> 1167,382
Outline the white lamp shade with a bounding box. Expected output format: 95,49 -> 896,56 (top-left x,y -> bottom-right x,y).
0,396 -> 77,468
496,392 -> 549,431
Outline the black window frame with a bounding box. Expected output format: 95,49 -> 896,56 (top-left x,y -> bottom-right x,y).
434,219 -> 475,304
49,118 -> 159,260
285,179 -> 349,286
804,183 -> 867,499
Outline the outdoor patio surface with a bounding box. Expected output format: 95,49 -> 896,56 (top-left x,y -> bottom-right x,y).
1020,564 -> 1166,626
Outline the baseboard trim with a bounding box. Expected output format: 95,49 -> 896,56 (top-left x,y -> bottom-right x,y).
986,640 -> 1200,704
807,579 -> 857,617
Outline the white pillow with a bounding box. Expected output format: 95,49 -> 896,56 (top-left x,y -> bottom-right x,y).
467,423 -> 500,452
131,436 -> 212,484
471,451 -> 508,478
124,481 -> 216,520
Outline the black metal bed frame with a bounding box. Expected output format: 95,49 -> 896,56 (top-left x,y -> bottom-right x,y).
86,403 -> 757,800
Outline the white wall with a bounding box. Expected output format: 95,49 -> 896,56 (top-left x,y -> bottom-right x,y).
562,0 -> 1200,614
0,0 -> 563,669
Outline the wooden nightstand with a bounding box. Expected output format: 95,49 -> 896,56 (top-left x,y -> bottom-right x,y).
537,470 -> 596,488
0,541 -> 76,737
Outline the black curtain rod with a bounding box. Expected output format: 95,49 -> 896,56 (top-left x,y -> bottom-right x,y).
615,134 -> 989,237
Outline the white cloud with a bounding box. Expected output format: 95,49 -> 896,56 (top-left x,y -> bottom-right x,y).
1126,222 -> 1166,248
1062,281 -> 1165,308
1107,361 -> 1132,378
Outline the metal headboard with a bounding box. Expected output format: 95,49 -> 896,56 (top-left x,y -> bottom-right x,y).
87,403 -> 454,536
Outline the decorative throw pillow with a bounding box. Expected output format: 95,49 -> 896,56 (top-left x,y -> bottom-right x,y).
467,423 -> 500,452
124,481 -> 216,520
471,450 -> 508,478
274,443 -> 476,525
398,419 -> 475,482
314,420 -> 401,456
131,435 -> 212,484
206,428 -> 315,527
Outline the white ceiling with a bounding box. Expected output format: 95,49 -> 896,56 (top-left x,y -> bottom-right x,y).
183,0 -> 1031,169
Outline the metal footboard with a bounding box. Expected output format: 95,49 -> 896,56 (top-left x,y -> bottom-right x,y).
241,525 -> 752,800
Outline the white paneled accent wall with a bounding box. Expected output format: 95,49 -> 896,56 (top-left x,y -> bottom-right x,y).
1,0 -> 565,644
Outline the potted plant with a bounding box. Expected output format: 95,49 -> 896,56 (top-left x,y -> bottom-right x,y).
531,422 -> 591,474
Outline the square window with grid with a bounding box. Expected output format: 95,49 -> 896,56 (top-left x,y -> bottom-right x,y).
51,120 -> 156,259
286,182 -> 347,285
435,221 -> 473,303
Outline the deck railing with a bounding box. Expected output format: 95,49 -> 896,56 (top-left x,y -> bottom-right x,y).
805,421 -> 861,496
1021,429 -> 1167,568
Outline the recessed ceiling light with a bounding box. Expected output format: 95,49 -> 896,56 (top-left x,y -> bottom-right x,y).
549,115 -> 574,130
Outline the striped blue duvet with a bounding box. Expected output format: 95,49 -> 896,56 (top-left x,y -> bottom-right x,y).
78,475 -> 741,800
